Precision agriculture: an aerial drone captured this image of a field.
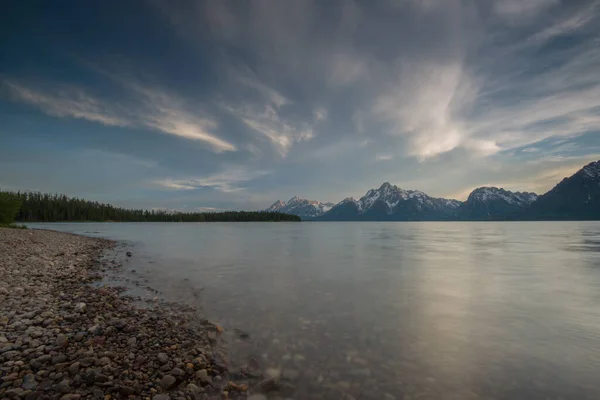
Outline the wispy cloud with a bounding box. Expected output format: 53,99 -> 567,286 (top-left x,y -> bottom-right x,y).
3,79 -> 236,153
223,103 -> 315,157
370,62 -> 480,158
4,81 -> 129,126
527,1 -> 599,46
155,168 -> 270,193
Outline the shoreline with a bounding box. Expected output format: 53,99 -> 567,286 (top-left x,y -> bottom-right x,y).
0,228 -> 267,400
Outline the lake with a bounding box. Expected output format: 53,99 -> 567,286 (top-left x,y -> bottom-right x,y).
28,221 -> 600,399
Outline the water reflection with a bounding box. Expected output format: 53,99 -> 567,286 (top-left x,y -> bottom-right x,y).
29,221 -> 600,399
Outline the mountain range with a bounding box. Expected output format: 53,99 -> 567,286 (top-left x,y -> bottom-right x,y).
266,196 -> 335,219
266,160 -> 600,221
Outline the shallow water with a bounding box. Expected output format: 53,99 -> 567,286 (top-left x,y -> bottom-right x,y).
28,221 -> 600,399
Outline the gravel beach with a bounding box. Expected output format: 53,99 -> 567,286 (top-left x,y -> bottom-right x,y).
0,228 -> 270,400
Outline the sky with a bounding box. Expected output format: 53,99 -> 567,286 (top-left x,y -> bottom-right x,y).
1,0 -> 600,211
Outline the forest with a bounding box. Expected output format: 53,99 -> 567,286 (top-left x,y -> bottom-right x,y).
0,191 -> 301,223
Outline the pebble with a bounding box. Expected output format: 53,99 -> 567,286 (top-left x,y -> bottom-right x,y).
56,379 -> 71,393
21,374 -> 38,390
157,353 -> 169,364
56,334 -> 69,348
52,354 -> 67,364
68,362 -> 80,375
59,395 -> 81,400
0,228 -> 261,400
159,375 -> 177,390
195,369 -> 210,384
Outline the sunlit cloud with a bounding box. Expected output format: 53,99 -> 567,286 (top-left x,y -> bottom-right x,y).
3,79 -> 236,153
224,103 -> 315,157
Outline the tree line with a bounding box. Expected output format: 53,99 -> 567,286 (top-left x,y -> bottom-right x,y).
0,190 -> 301,223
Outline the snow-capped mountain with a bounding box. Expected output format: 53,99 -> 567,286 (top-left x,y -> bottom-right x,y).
266,159 -> 600,221
525,160 -> 600,220
317,182 -> 462,221
266,196 -> 334,219
459,187 -> 538,220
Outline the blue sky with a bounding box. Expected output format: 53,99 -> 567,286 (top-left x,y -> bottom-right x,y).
1,0 -> 599,211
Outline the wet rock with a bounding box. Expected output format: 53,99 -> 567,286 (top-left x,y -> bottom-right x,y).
160,375 -> 177,390
56,379 -> 71,393
68,362 -> 80,376
21,374 -> 38,390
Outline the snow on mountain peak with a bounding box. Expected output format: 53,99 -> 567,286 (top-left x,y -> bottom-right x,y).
582,161 -> 600,179
469,187 -> 538,205
265,196 -> 334,218
266,200 -> 286,211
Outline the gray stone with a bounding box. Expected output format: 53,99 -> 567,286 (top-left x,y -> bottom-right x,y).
157,352 -> 169,364
68,362 -> 80,376
36,354 -> 51,363
153,395 -> 171,400
59,395 -> 81,400
56,334 -> 69,348
186,383 -> 202,393
160,375 -> 177,390
96,356 -> 110,366
171,368 -> 184,377
52,354 -> 67,364
56,379 -> 71,393
195,369 -> 211,384
247,395 -> 268,400
21,374 -> 38,390
126,337 -> 137,347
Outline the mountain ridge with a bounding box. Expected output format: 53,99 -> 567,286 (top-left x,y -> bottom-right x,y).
266,196 -> 334,219
266,160 -> 600,221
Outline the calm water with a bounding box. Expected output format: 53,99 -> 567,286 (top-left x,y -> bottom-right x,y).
28,222 -> 600,399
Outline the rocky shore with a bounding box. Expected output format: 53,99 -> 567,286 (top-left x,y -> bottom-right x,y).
0,228 -> 268,400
